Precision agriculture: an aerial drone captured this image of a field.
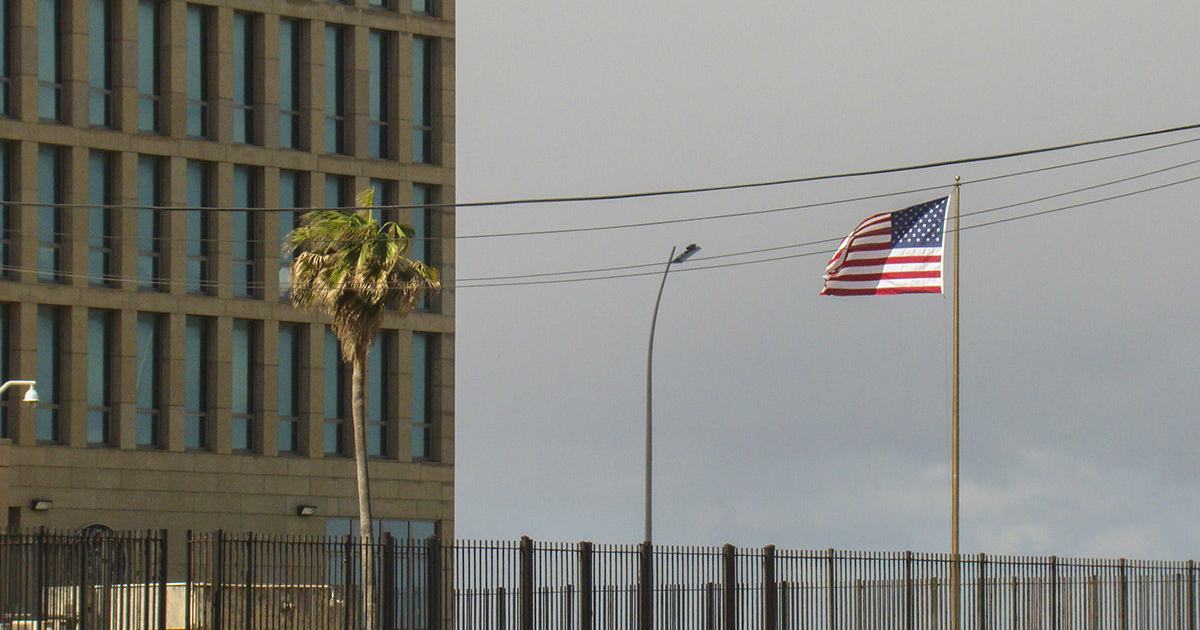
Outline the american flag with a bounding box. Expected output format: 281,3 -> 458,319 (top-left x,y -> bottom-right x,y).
821,197 -> 949,296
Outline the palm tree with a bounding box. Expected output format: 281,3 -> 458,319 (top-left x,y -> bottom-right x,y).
286,189 -> 440,630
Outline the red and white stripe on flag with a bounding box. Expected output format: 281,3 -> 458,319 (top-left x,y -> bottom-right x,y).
821,198 -> 948,296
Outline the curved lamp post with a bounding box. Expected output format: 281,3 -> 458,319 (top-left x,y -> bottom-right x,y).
0,380 -> 39,404
645,243 -> 699,544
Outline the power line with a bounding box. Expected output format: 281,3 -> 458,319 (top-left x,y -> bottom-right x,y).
457,171 -> 1200,288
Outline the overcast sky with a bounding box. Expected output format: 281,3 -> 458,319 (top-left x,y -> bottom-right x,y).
451,0 -> 1200,560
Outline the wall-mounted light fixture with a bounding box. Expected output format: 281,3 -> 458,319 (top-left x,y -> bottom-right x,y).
0,380 -> 38,405
30,499 -> 52,511
296,505 -> 317,517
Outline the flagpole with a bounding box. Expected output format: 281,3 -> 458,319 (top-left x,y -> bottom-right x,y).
951,177 -> 962,630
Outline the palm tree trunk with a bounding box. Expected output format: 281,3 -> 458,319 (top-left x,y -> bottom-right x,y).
352,351 -> 377,630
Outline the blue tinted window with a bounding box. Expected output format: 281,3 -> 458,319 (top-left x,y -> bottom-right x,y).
185,316 -> 208,450
38,0 -> 61,120
36,305 -> 59,442
232,166 -> 257,297
0,0 -> 10,115
0,304 -> 6,438
88,151 -> 113,285
185,160 -> 211,293
232,319 -> 254,451
37,146 -> 61,282
137,0 -> 160,131
0,145 -> 7,275
367,334 -> 387,457
88,0 -> 112,126
87,309 -> 111,445
412,37 -> 432,163
278,322 -> 300,453
135,313 -> 161,447
279,170 -> 302,297
324,327 -> 344,455
368,31 -> 390,158
325,175 -> 347,209
279,19 -> 300,149
324,25 -> 345,153
411,332 -> 432,459
137,156 -> 163,290
232,12 -> 254,143
186,5 -> 210,137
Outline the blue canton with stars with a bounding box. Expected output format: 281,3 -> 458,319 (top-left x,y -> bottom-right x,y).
890,198 -> 947,248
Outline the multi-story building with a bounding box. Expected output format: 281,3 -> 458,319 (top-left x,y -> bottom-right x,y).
0,0 -> 456,564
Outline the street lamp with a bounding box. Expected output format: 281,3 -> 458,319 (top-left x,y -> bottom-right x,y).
645,243 -> 699,544
0,380 -> 39,404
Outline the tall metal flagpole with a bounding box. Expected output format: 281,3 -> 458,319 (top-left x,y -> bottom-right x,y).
951,177 -> 962,630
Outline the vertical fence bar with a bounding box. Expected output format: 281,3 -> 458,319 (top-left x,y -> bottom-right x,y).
381,534 -> 395,630
427,536 -> 442,630
977,553 -> 987,630
904,551 -> 913,630
213,530 -> 225,630
1119,558 -> 1127,630
158,530 -> 169,630
639,542 -> 653,630
186,531 -> 194,630
580,542 -> 594,630
1188,559 -> 1196,630
343,535 -> 353,630
519,536 -> 533,630
722,544 -> 736,630
1049,555 -> 1058,630
764,545 -> 778,630
827,549 -> 837,630
497,586 -> 507,630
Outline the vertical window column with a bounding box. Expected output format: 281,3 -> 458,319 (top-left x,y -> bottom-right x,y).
412,184 -> 435,310
411,332 -> 433,460
36,145 -> 62,282
366,333 -> 389,457
184,315 -> 209,450
324,25 -> 345,154
325,174 -> 348,210
324,327 -> 345,456
277,322 -> 300,454
232,319 -> 255,452
135,312 -> 162,448
278,18 -> 302,150
0,144 -> 11,278
137,156 -> 164,290
38,0 -> 62,121
232,12 -> 256,144
278,170 -> 302,298
185,4 -> 212,138
368,179 -> 395,224
411,36 -> 433,163
88,151 -> 113,286
0,0 -> 11,116
88,0 -> 112,127
0,304 -> 8,439
367,31 -> 393,159
137,0 -> 161,132
231,165 -> 258,298
35,305 -> 60,443
86,309 -> 112,445
185,160 -> 211,293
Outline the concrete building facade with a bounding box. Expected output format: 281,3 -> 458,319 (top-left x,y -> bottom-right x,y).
0,0 -> 456,559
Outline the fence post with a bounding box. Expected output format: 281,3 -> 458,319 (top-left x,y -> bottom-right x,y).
1049,555 -> 1058,630
827,548 -> 837,630
723,544 -> 737,630
765,545 -> 778,630
977,553 -> 987,630
244,533 -> 255,630
35,527 -> 45,626
186,530 -> 194,630
519,536 -> 534,630
904,552 -> 914,630
78,527 -> 89,629
579,541 -> 594,630
639,542 -> 654,630
213,529 -> 225,630
705,582 -> 715,630
1118,558 -> 1127,630
497,586 -> 507,630
426,536 -> 442,630
158,529 -> 169,630
343,535 -> 354,630
379,533 -> 395,630
1187,559 -> 1195,630
781,580 -> 790,630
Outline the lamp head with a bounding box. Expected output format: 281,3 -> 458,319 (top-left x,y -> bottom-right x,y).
22,385 -> 38,404
672,243 -> 700,264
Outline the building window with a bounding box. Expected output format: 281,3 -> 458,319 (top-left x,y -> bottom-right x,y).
0,0 -> 10,116
186,4 -> 212,138
367,333 -> 389,457
232,319 -> 255,452
88,0 -> 113,126
232,165 -> 258,298
411,332 -> 433,460
0,304 -> 8,438
325,174 -> 348,210
278,170 -> 303,298
38,0 -> 62,121
412,37 -> 433,163
185,160 -> 212,294
36,305 -> 60,443
277,322 -> 300,454
88,151 -> 114,286
324,25 -> 346,154
368,179 -> 395,224
185,315 -> 210,450
232,12 -> 256,144
278,18 -> 301,150
0,144 -> 9,278
368,31 -> 392,159
87,309 -> 113,446
137,0 -> 161,132
135,312 -> 162,448
368,0 -> 392,11
137,156 -> 164,291
412,184 -> 434,311
324,327 -> 346,456
37,145 -> 62,283
412,0 -> 433,15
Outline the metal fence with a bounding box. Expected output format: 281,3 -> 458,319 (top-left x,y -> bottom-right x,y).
2,529 -> 1197,630
0,528 -> 168,630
